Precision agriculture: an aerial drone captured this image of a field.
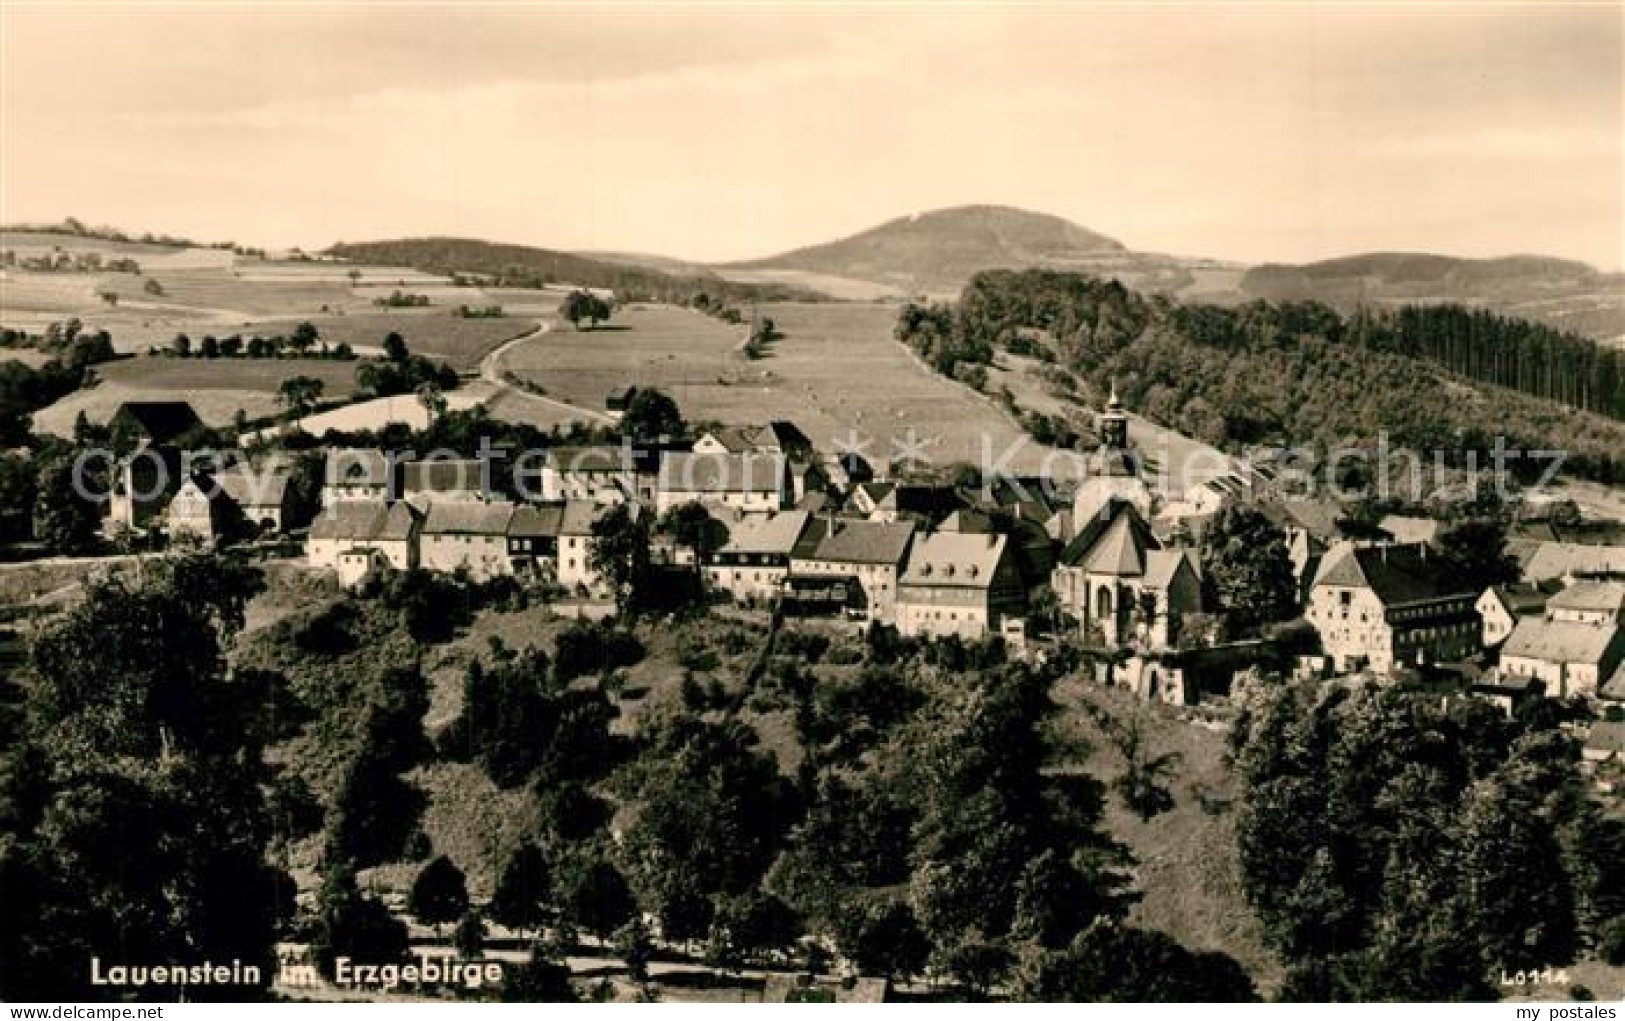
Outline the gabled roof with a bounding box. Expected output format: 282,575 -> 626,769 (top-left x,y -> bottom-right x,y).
718,510 -> 812,556
1379,514 -> 1442,545
1144,548 -> 1198,590
214,465 -> 291,508
1313,542 -> 1476,605
509,503 -> 564,539
1259,497 -> 1344,540
658,452 -> 785,495
1547,580 -> 1625,616
111,401 -> 202,443
423,501 -> 514,536
1483,582 -> 1552,617
1519,541 -> 1625,583
325,448 -> 392,487
1086,510 -> 1150,576
310,500 -> 418,542
900,531 -> 1007,589
559,498 -> 616,535
1602,661 -> 1625,701
804,518 -> 915,566
1502,618 -> 1623,666
1059,499 -> 1158,571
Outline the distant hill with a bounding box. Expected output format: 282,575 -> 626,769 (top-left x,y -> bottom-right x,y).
1241,252 -> 1625,342
326,237 -> 817,305
721,204 -> 1176,297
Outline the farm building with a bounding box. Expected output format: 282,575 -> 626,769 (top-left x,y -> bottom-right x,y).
1499,617 -> 1625,700
1477,582 -> 1553,649
109,400 -> 203,446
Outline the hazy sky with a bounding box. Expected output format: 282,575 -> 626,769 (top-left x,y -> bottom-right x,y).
2,3 -> 1621,268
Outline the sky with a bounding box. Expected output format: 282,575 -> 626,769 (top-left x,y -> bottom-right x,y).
2,3 -> 1621,269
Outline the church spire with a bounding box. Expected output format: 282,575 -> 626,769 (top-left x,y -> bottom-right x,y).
1100,378 -> 1127,450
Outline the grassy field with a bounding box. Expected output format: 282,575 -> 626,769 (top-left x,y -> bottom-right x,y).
32,357 -> 364,436
141,267 -> 365,317
501,301 -> 1080,477
235,311 -> 539,370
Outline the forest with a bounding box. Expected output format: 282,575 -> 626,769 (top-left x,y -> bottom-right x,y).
896,269 -> 1625,482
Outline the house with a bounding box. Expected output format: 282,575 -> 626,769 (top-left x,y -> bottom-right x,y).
540,445 -> 638,503
788,518 -> 916,623
1499,617 -> 1625,700
895,531 -> 1026,640
308,500 -> 420,576
858,483 -> 966,526
324,448 -> 396,506
166,475 -> 231,545
334,547 -> 391,590
705,510 -> 813,603
1306,542 -> 1481,674
1545,579 -> 1625,625
508,504 -> 564,579
692,421 -> 813,460
1477,583 -> 1552,648
403,459 -> 505,508
655,451 -> 788,517
109,400 -> 203,447
1050,499 -> 1201,649
419,502 -> 516,580
1469,674 -> 1544,717
1517,541 -> 1625,584
215,463 -> 296,532
557,499 -> 621,593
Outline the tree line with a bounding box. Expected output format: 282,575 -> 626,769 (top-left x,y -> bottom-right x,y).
895,269 -> 1625,482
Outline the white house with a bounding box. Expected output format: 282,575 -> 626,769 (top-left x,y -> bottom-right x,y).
1500,617 -> 1625,700
308,500 -> 420,575
655,451 -> 789,517
705,510 -> 814,603
895,531 -> 1026,640
1305,542 -> 1480,674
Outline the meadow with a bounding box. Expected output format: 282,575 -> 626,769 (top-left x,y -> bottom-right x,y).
498,300 -> 1080,477
32,357 -> 364,436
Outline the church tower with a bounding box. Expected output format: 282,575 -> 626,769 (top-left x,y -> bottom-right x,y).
1099,379 -> 1129,451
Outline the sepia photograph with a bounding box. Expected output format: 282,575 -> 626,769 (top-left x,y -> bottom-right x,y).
1,0 -> 1623,1009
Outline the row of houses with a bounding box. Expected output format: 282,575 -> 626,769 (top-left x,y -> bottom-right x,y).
309,495 -> 615,591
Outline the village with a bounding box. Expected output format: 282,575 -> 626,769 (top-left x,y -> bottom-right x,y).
84,375 -> 1625,790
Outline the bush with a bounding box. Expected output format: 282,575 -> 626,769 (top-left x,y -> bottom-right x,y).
1600,916 -> 1625,966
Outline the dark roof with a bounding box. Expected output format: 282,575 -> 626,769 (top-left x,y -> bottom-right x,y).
509,504 -> 564,538
310,500 -> 418,542
804,518 -> 915,565
111,401 -> 202,443
1315,542 -> 1478,605
424,501 -> 515,535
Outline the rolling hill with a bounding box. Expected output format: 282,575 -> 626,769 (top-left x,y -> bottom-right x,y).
722,204 -> 1154,297
327,237 -> 817,306
1241,252 -> 1625,342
